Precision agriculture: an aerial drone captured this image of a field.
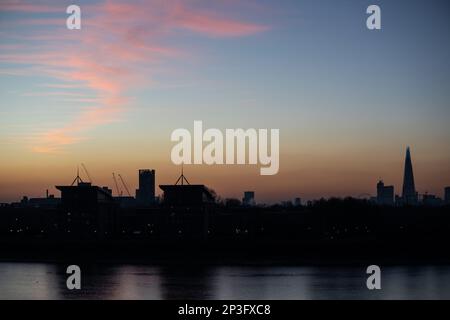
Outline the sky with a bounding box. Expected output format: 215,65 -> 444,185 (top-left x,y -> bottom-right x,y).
0,0 -> 449,203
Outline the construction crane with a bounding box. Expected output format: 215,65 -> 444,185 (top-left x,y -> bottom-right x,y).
81,163 -> 92,183
118,174 -> 132,197
112,173 -> 122,197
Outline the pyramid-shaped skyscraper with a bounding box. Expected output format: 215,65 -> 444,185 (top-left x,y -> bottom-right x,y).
402,147 -> 418,205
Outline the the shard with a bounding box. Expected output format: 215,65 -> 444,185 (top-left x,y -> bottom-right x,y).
402,147 -> 418,205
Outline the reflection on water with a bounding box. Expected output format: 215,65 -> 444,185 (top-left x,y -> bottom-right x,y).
1,262 -> 450,299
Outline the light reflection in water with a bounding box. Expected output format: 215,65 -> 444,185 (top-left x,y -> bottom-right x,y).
1,262 -> 450,300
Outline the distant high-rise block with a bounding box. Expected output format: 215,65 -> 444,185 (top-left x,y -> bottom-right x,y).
445,187 -> 450,204
242,191 -> 255,206
402,147 -> 418,205
136,169 -> 155,206
377,180 -> 394,206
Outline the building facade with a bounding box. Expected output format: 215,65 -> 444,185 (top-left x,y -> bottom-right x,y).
377,180 -> 394,206
136,169 -> 156,206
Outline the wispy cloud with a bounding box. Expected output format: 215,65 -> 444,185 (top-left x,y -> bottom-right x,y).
172,4 -> 269,37
0,1 -> 62,13
0,0 -> 269,153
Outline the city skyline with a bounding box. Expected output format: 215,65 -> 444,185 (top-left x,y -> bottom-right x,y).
1,0 -> 450,202
2,147 -> 449,205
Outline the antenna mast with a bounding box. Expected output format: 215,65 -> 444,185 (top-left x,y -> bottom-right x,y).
71,166 -> 84,186
175,164 -> 190,185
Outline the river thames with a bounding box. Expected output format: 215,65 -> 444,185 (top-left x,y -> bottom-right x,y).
1,262 -> 450,299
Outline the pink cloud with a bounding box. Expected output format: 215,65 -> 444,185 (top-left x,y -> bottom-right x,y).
173,5 -> 269,37
0,0 -> 269,153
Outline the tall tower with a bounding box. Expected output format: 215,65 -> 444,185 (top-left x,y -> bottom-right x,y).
402,147 -> 418,205
136,169 -> 155,206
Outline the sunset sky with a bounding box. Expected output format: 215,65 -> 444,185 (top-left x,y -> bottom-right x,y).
1,0 -> 449,203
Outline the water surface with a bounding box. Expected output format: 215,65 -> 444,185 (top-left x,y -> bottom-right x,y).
0,262 -> 449,299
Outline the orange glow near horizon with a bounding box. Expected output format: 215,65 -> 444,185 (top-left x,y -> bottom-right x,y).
1,142 -> 449,203
1,1 -> 449,203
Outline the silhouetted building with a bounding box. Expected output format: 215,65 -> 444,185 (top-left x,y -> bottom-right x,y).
56,180 -> 117,237
376,180 -> 394,206
281,200 -> 293,207
395,195 -> 402,206
242,191 -> 255,206
445,187 -> 450,204
28,195 -> 60,209
136,169 -> 155,206
159,170 -> 215,241
159,185 -> 215,206
15,192 -> 61,209
102,186 -> 112,195
422,194 -> 442,207
114,196 -> 137,208
402,147 -> 418,205
294,197 -> 302,207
